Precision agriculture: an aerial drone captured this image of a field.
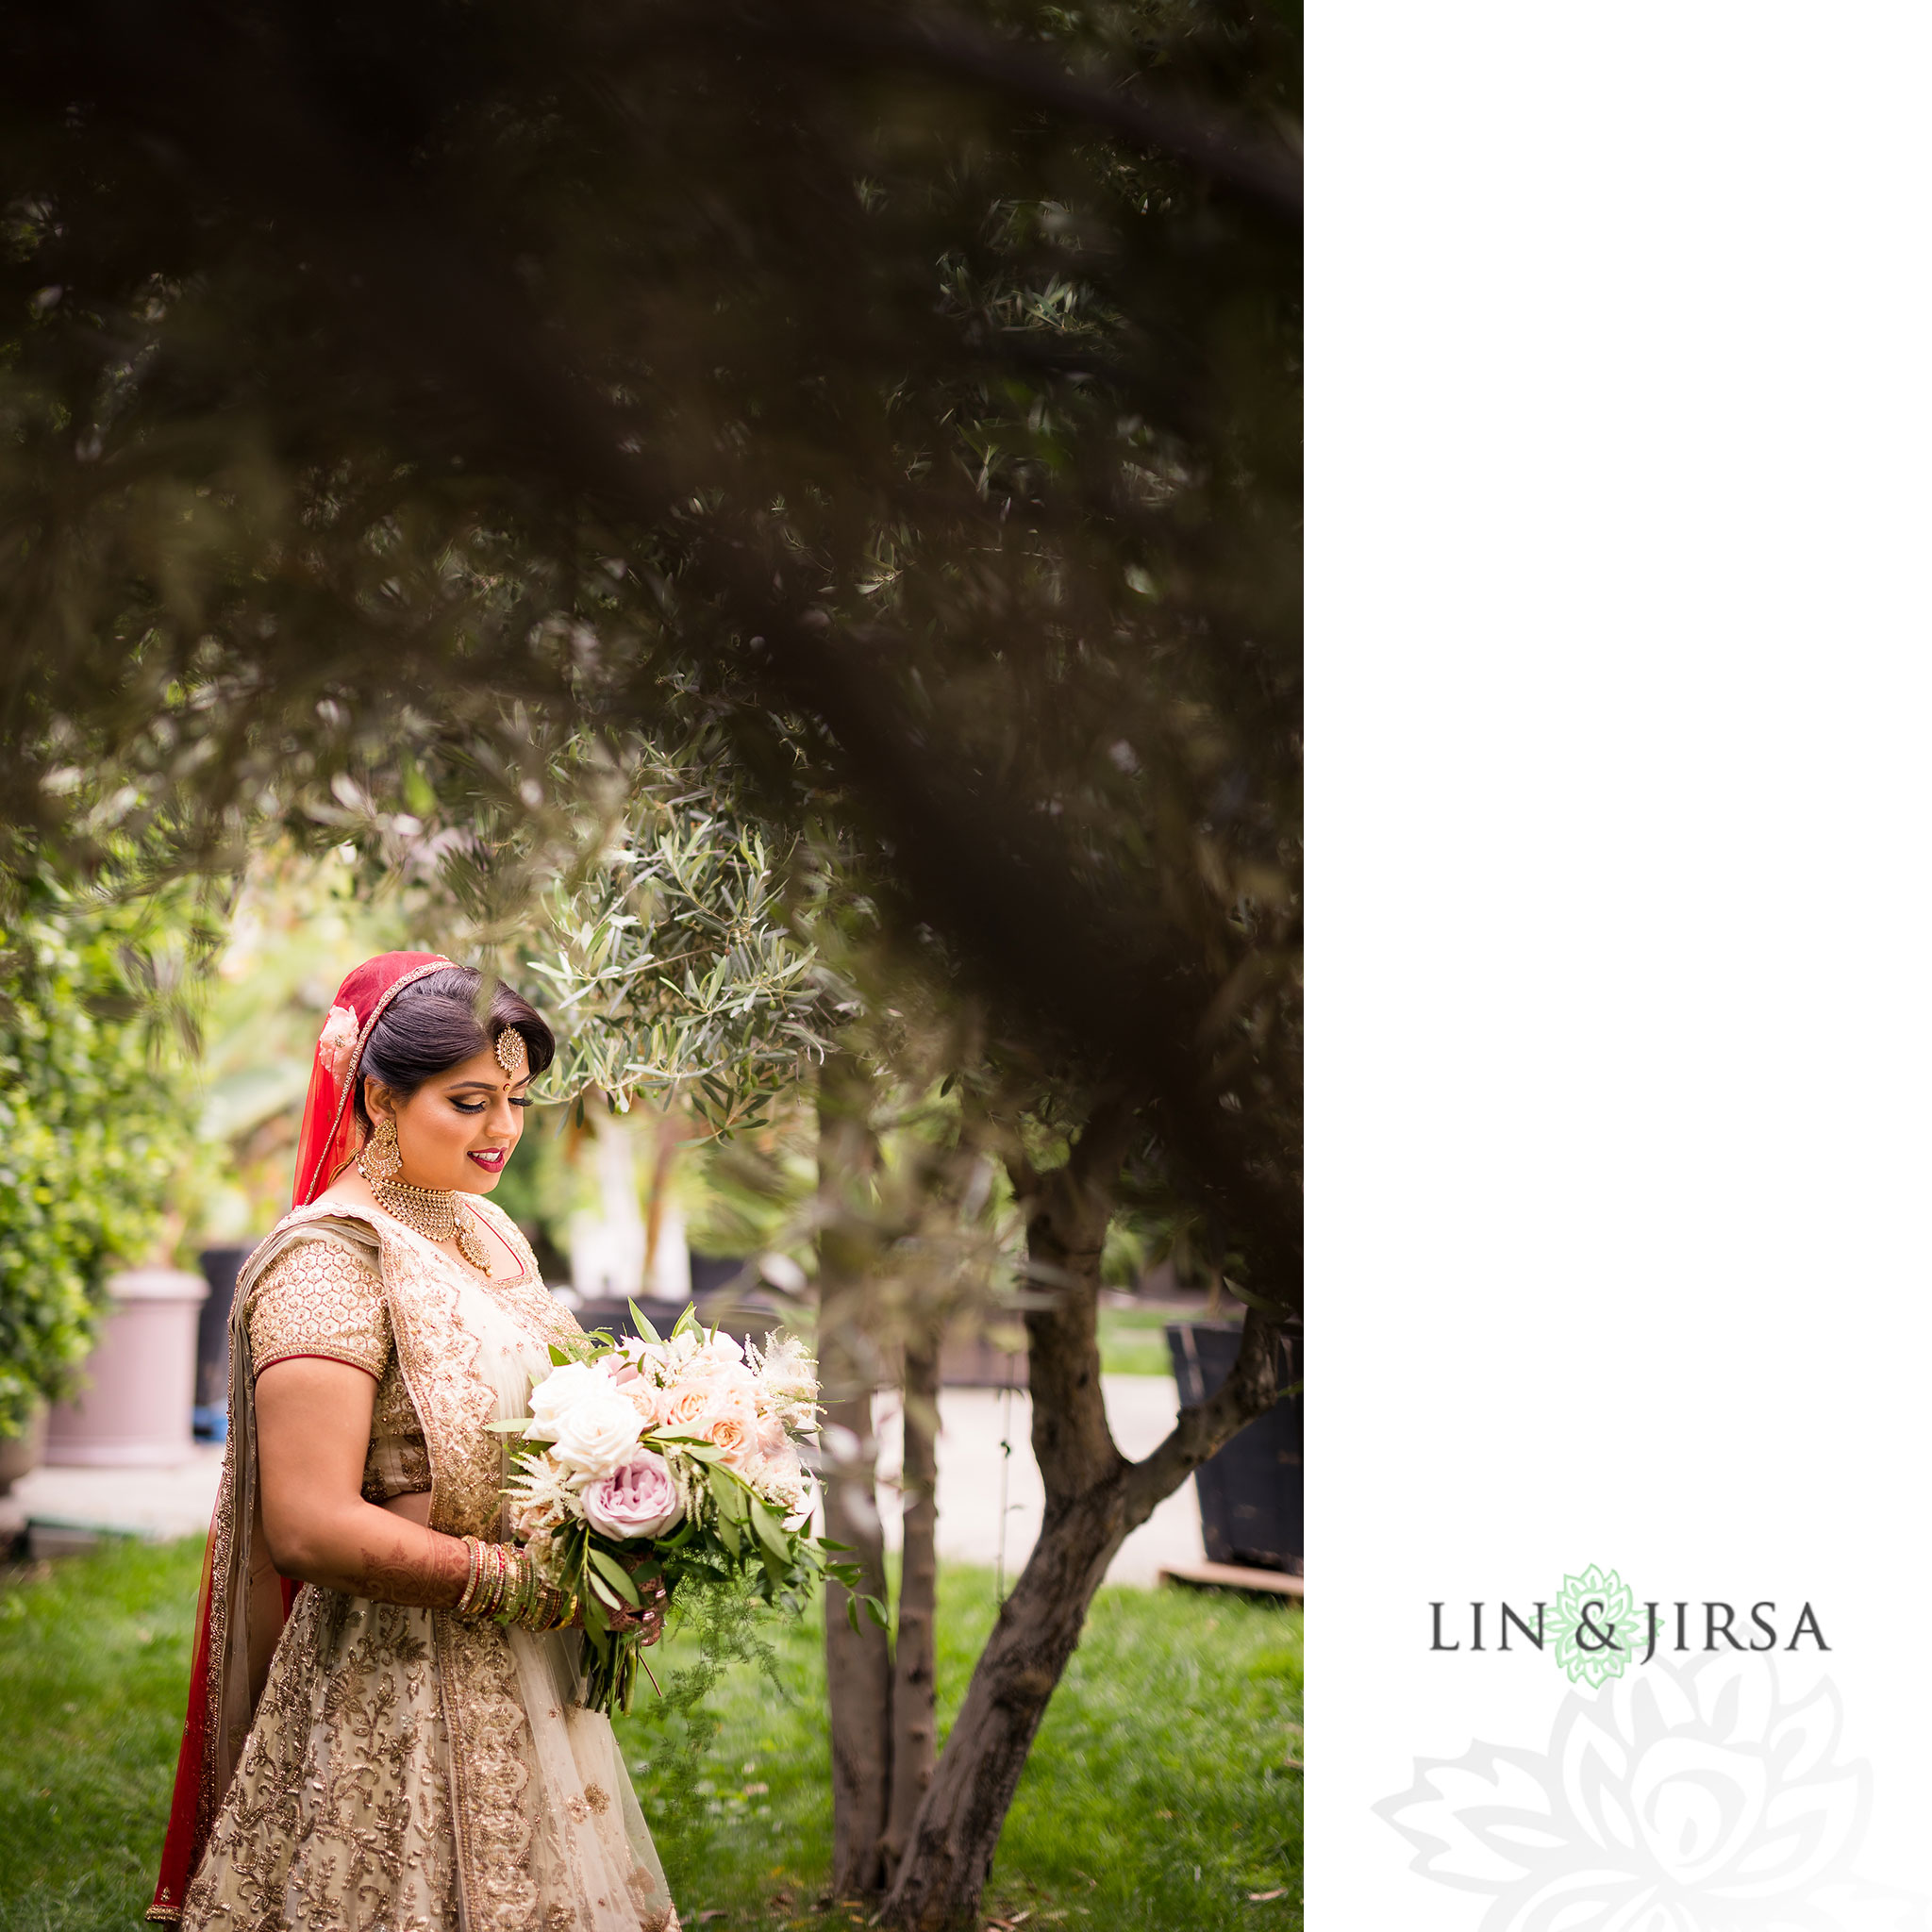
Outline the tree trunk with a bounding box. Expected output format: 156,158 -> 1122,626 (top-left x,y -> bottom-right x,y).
881,1104 -> 1287,1929
818,1050 -> 892,1900
885,1476 -> 1127,1928
881,1328 -> 940,1888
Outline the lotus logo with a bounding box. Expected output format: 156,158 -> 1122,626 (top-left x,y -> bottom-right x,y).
1375,1647 -> 1924,1929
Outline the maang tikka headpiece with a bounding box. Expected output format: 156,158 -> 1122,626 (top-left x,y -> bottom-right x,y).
494,1025 -> 528,1081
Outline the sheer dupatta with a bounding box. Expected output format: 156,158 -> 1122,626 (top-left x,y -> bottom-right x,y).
148,952 -> 452,1923
147,1214 -> 384,1921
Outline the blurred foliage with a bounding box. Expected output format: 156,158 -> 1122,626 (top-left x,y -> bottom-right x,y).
187,841 -> 422,1236
0,869 -> 217,1436
0,0 -> 1302,1306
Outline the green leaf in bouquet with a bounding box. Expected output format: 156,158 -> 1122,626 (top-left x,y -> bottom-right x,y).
548,1342 -> 575,1367
747,1497 -> 790,1562
706,1464 -> 749,1522
588,1547 -> 642,1607
671,1303 -> 701,1340
627,1299 -> 661,1343
588,1570 -> 627,1611
818,1538 -> 856,1553
484,1417 -> 534,1434
582,1588 -> 610,1639
717,1513 -> 742,1557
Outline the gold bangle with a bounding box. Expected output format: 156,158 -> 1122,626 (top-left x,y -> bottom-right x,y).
477,1541 -> 508,1619
455,1536 -> 486,1616
496,1546 -> 531,1626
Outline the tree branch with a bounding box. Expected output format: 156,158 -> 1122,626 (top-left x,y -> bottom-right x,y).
1068,1094 -> 1138,1194
1121,1299 -> 1283,1523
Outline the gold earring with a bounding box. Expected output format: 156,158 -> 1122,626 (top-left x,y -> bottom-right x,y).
363,1113 -> 404,1183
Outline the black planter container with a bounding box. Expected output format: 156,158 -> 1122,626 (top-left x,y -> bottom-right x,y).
1166,1321 -> 1302,1575
195,1244 -> 258,1441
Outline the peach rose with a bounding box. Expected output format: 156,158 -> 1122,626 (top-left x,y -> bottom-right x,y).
706,1413 -> 756,1464
699,1385 -> 759,1468
622,1377 -> 668,1431
664,1385 -> 711,1427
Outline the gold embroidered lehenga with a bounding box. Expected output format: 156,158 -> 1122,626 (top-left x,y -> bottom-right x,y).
150,1193 -> 679,1932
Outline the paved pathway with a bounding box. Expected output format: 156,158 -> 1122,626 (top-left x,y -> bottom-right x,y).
872,1375 -> 1204,1588
3,1444 -> 226,1545
3,1375 -> 1204,1588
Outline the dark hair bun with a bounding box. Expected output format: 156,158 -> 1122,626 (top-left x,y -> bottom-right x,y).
355,966 -> 554,1129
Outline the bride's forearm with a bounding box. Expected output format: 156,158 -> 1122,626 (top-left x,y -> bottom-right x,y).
268,1499 -> 470,1607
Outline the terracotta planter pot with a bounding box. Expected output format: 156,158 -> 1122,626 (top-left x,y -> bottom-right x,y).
0,1403 -> 48,1495
44,1267 -> 209,1467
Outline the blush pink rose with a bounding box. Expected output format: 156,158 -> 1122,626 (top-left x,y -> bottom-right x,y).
678,1353 -> 755,1403
688,1332 -> 746,1372
317,1004 -> 359,1082
581,1450 -> 684,1541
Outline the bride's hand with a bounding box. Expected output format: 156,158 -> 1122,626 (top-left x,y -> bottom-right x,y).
600,1573 -> 669,1645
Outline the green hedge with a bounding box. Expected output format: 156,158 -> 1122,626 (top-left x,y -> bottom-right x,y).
0,883 -> 196,1438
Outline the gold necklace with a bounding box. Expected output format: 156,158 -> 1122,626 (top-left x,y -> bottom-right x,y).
359,1165 -> 494,1272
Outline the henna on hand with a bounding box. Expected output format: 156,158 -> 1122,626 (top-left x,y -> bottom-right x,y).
604,1574 -> 669,1644
355,1533 -> 470,1608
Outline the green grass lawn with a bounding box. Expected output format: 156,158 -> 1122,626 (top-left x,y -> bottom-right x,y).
0,1540 -> 1301,1931
1096,1301 -> 1200,1377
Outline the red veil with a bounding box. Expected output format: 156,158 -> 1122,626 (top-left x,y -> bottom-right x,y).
149,951 -> 454,1922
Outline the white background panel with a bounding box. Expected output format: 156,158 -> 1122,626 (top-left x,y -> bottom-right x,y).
1314,5 -> 1932,1921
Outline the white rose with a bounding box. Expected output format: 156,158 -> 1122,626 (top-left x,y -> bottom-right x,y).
549,1385 -> 644,1480
525,1360 -> 607,1439
526,1361 -> 643,1480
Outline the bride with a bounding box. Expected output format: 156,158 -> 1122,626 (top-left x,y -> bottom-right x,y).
149,951 -> 679,1931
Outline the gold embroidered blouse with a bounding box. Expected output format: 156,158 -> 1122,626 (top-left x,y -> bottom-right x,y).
246,1234 -> 431,1502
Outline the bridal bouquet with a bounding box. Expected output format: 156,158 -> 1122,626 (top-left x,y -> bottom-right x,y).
493,1303 -> 854,1715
